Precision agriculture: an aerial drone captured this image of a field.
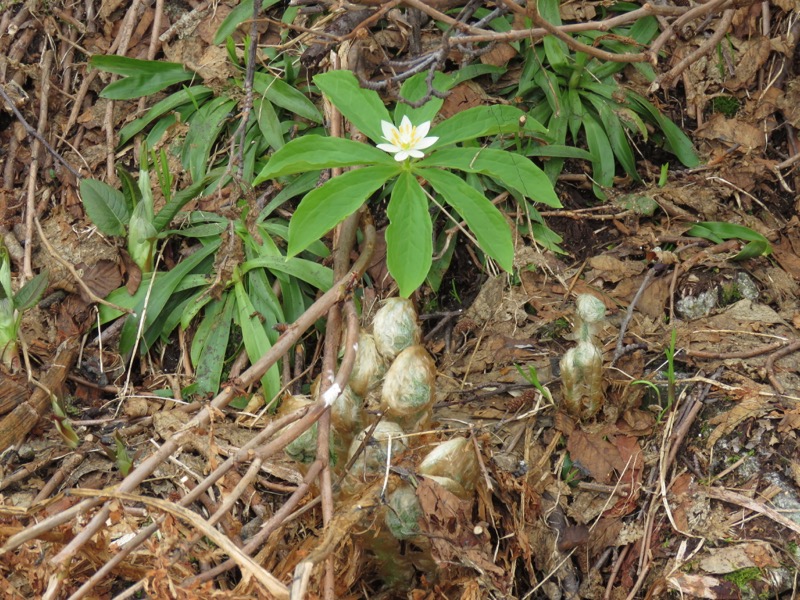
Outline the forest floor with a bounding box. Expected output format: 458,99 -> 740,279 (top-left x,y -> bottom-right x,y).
1,0 -> 800,598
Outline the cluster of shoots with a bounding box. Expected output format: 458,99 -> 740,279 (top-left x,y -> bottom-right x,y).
560,294 -> 607,420
281,297 -> 478,563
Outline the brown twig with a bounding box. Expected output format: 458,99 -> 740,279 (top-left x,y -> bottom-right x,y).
651,8 -> 736,91
764,339 -> 800,394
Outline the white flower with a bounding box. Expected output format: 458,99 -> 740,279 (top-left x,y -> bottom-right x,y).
377,116 -> 438,161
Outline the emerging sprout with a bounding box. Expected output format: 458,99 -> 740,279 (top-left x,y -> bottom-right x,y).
348,330 -> 385,397
380,345 -> 436,430
372,298 -> 421,361
560,340 -> 604,419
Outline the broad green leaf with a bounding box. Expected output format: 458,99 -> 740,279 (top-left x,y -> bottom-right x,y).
194,294 -> 235,395
313,71 -> 392,143
385,172 -> 432,297
213,0 -> 282,44
253,136 -> 395,184
566,88 -> 583,142
80,178 -> 130,236
583,112 -> 615,198
431,105 -> 530,148
100,71 -> 196,100
90,56 -> 190,77
182,97 -> 236,182
394,72 -> 454,126
253,72 -> 322,123
422,168 -> 514,272
241,256 -> 333,290
287,165 -> 398,256
234,275 -> 281,401
13,270 -> 48,311
418,147 -> 561,208
254,97 -> 284,151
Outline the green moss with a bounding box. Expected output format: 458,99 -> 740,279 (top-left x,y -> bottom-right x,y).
723,566 -> 761,591
711,95 -> 740,118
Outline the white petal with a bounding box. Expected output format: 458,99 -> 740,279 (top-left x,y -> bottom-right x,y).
406,149 -> 425,158
415,121 -> 432,138
399,115 -> 413,129
377,143 -> 401,153
381,120 -> 397,141
414,136 -> 438,150
394,150 -> 410,161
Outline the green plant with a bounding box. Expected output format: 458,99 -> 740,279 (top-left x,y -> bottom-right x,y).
516,0 -> 700,198
0,245 -> 48,370
515,363 -> 553,404
253,70 -> 562,297
685,222 -> 772,260
89,49 -> 322,189
88,158 -> 332,405
659,328 -> 677,422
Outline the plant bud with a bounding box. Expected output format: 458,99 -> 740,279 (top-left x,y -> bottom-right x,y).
330,385 -> 363,440
280,395 -> 319,464
418,437 -> 478,494
372,298 -> 421,361
560,340 -> 604,419
346,421 -> 408,484
348,330 -> 386,397
380,345 -> 436,430
385,483 -> 422,540
574,294 -> 607,343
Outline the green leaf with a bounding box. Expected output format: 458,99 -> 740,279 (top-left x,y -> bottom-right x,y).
253,72 -> 322,123
253,136 -> 395,185
585,94 -> 640,181
287,165 -> 398,256
13,270 -> 48,311
313,70 -> 392,143
583,112 -> 615,198
539,0 -> 570,75
254,97 -> 284,151
430,105 -> 530,148
385,172 -> 432,297
213,0 -> 282,44
422,168 -> 514,272
241,255 -> 333,290
80,178 -> 130,236
100,71 -> 196,101
118,241 -> 219,355
526,145 -> 593,160
685,222 -> 772,259
194,293 -> 235,395
234,274 -> 281,401
153,178 -> 208,232
182,97 -> 237,182
90,56 -> 189,77
418,147 -> 561,208
118,86 -> 212,146
625,91 -> 700,167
